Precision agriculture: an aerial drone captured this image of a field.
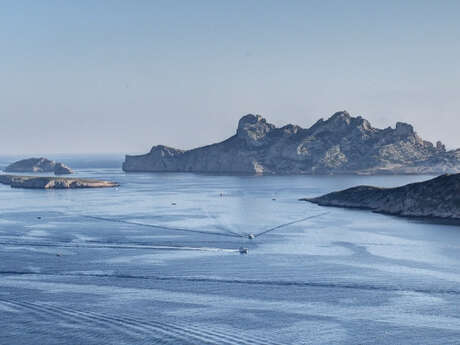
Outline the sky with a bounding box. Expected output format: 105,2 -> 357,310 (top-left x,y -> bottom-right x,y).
1,0 -> 459,154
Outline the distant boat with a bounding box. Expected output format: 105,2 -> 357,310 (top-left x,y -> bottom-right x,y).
247,234 -> 255,239
239,247 -> 248,254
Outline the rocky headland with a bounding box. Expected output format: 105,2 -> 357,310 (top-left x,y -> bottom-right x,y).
0,175 -> 119,189
123,111 -> 460,175
302,174 -> 460,219
4,157 -> 73,175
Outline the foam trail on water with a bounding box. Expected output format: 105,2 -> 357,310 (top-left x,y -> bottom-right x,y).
0,240 -> 239,253
201,206 -> 244,238
254,212 -> 329,238
82,215 -> 241,238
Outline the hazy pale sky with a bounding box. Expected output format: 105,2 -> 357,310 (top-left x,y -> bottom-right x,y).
1,0 -> 459,154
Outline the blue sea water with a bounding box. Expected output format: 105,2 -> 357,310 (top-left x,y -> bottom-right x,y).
1,157 -> 460,344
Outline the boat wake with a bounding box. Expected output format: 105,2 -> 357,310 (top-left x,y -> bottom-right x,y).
0,298 -> 278,345
0,240 -> 238,253
83,215 -> 244,238
80,212 -> 328,240
1,271 -> 459,296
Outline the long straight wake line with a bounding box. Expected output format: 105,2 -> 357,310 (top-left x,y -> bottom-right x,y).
254,212 -> 328,238
0,241 -> 238,252
82,215 -> 242,238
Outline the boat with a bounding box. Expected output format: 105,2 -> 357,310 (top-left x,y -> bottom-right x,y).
239,247 -> 248,254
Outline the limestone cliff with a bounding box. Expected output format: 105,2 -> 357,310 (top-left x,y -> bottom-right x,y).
123,112 -> 460,174
302,173 -> 460,219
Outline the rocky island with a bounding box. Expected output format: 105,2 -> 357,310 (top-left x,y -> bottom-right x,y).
123,111 -> 460,175
0,175 -> 119,189
302,173 -> 460,219
4,157 -> 73,175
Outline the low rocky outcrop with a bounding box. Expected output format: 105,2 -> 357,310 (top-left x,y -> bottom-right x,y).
4,158 -> 73,175
302,174 -> 460,219
53,162 -> 73,175
0,175 -> 119,189
123,112 -> 460,175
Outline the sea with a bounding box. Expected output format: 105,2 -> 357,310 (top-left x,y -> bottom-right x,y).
1,155 -> 460,345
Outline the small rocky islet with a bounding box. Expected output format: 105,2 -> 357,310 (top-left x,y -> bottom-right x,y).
0,175 -> 119,189
4,157 -> 73,175
302,173 -> 460,220
1,158 -> 118,189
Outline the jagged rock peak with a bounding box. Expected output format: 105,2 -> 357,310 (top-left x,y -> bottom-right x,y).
237,114 -> 273,129
149,145 -> 183,154
436,141 -> 446,152
395,121 -> 415,135
357,116 -> 372,130
305,112 -> 376,138
237,114 -> 275,146
313,110 -> 366,133
324,111 -> 373,129
329,111 -> 352,121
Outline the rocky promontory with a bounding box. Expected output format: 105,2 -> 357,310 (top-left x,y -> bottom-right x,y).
4,158 -> 73,175
0,175 -> 119,189
302,174 -> 460,219
123,112 -> 460,175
